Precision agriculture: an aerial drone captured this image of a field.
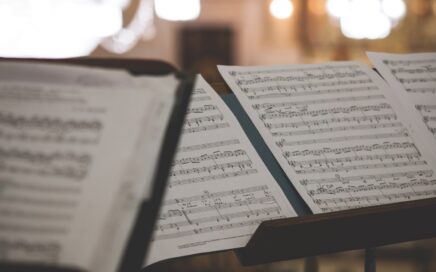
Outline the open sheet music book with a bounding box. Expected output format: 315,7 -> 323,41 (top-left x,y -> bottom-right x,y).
0,60 -> 192,272
145,52 -> 436,267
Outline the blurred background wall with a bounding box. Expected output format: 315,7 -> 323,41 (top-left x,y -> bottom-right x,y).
89,0 -> 436,80
90,1 -> 435,62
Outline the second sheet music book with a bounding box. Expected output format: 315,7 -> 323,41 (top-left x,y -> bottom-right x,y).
146,51 -> 436,268
0,59 -> 194,272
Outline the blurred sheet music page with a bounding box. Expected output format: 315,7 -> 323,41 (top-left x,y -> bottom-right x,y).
368,52 -> 436,143
0,62 -> 179,272
219,62 -> 436,214
145,76 -> 296,265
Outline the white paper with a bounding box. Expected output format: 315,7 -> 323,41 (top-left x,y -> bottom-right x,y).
368,52 -> 436,143
91,74 -> 180,272
145,76 -> 296,265
0,62 -> 176,272
219,62 -> 436,214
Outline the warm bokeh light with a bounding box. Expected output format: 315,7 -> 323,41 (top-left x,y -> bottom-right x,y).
269,0 -> 294,20
0,0 -> 123,58
381,0 -> 407,20
102,0 -> 156,54
326,0 -> 350,18
327,0 -> 406,40
154,0 -> 201,21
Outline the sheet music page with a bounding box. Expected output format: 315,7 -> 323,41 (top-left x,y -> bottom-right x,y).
368,52 -> 436,142
145,76 -> 296,265
219,62 -> 436,214
0,63 -> 165,271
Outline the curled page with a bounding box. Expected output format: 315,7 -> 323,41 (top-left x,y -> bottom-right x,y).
219,62 -> 436,214
145,76 -> 296,265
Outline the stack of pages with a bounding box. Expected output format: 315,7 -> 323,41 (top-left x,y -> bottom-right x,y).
146,52 -> 436,266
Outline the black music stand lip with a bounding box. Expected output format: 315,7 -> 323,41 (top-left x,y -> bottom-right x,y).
236,197 -> 436,266
0,58 -> 194,272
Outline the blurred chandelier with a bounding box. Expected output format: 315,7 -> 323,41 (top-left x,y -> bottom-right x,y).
0,0 -> 201,58
326,0 -> 406,39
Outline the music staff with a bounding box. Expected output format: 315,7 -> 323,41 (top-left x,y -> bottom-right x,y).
170,160 -> 253,176
259,103 -> 393,120
187,104 -> 218,114
183,123 -> 230,134
276,130 -> 409,147
247,84 -> 377,100
316,189 -> 436,213
252,94 -> 385,109
0,111 -> 102,144
289,151 -> 422,169
229,63 -> 360,76
271,122 -> 403,137
163,185 -> 269,205
169,169 -> 258,187
173,150 -> 247,165
265,114 -> 397,130
154,218 -> 282,241
307,178 -> 436,197
406,87 -> 436,94
0,112 -> 102,133
285,142 -> 418,157
178,139 -> 240,153
0,128 -> 99,144
384,59 -> 436,66
0,178 -> 81,195
301,170 -> 434,185
236,70 -> 367,85
0,239 -> 61,263
0,149 -> 91,180
158,207 -> 281,231
154,185 -> 282,241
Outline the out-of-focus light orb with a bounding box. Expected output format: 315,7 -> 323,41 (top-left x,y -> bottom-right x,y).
327,0 -> 406,40
341,10 -> 391,39
155,0 -> 201,21
102,0 -> 156,54
0,0 -> 123,58
381,0 -> 406,19
269,0 -> 294,20
326,0 -> 350,18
